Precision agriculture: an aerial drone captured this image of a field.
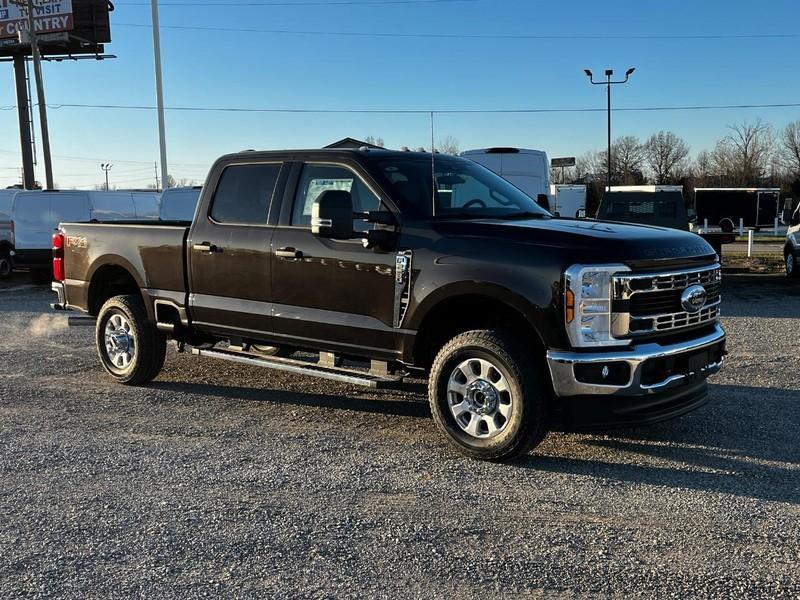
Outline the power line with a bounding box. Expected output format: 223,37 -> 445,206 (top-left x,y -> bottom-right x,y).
0,147 -> 208,167
114,22 -> 800,40
42,101 -> 800,114
125,0 -> 478,4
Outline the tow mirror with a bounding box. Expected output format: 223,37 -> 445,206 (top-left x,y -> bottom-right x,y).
312,190 -> 354,239
536,194 -> 551,212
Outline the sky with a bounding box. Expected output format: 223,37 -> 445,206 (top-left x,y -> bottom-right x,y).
0,0 -> 798,189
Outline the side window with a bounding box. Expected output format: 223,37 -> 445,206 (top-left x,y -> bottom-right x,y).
292,164 -> 381,227
210,163 -> 281,225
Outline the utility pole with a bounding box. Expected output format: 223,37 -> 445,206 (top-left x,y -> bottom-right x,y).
24,0 -> 54,190
154,162 -> 160,189
584,67 -> 635,191
12,54 -> 35,189
101,163 -> 113,190
151,0 -> 168,191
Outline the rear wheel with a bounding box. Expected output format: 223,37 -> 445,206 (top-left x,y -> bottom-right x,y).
96,295 -> 166,385
787,250 -> 799,279
428,329 -> 549,461
0,253 -> 11,279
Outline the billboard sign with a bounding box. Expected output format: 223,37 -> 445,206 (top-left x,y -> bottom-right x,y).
551,157 -> 576,168
0,0 -> 74,40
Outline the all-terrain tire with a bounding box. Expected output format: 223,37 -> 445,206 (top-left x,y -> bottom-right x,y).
96,295 -> 167,385
428,329 -> 549,461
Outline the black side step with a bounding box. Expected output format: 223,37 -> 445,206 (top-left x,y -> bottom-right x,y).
191,347 -> 405,389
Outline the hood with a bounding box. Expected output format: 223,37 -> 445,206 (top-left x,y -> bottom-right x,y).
433,217 -> 717,268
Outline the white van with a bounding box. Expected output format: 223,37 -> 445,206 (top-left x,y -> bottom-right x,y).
461,148 -> 551,203
0,189 -> 18,278
159,186 -> 202,221
11,190 -> 159,273
549,184 -> 587,218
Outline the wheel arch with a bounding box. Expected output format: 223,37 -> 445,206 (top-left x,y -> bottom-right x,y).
410,284 -> 547,370
87,262 -> 146,317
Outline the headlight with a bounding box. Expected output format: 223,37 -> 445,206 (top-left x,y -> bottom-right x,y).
564,264 -> 630,348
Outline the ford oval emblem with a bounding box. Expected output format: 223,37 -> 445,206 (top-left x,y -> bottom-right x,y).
681,285 -> 707,313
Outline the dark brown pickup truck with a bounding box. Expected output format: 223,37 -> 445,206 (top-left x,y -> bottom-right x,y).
52,148 -> 726,460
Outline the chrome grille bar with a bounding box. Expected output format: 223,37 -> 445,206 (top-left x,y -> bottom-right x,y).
611,263 -> 722,337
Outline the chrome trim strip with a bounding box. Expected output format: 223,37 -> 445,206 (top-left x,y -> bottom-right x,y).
546,323 -> 726,397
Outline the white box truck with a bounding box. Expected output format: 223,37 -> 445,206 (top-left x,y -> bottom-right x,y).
461,148 -> 551,204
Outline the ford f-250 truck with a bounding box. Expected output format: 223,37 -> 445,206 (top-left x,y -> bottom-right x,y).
51,149 -> 726,460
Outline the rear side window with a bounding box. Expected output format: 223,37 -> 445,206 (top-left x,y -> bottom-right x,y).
210,163 -> 281,225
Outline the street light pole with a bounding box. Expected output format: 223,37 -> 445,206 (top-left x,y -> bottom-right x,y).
150,0 -> 168,190
101,163 -> 113,190
584,67 -> 635,191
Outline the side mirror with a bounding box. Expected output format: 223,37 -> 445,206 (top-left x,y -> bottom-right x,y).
536,194 -> 551,212
312,190 -> 353,239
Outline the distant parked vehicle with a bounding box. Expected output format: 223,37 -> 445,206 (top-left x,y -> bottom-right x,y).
11,189 -> 159,281
549,184 -> 587,218
159,186 -> 202,221
785,203 -> 800,279
461,148 -> 551,206
0,189 -> 17,279
695,188 -> 781,230
597,186 -> 735,257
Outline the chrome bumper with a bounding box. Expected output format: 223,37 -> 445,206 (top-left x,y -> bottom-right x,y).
546,324 -> 726,397
51,281 -> 67,310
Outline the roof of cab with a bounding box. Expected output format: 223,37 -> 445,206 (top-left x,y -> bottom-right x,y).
217,147 -> 448,163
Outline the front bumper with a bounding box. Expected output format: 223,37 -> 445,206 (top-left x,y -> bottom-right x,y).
546,323 -> 726,398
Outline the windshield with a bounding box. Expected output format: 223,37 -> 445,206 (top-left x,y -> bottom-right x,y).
366,155 -> 551,220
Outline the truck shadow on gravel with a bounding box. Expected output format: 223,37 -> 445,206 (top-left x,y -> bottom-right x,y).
149,380 -> 432,419
522,384 -> 800,504
722,274 -> 800,318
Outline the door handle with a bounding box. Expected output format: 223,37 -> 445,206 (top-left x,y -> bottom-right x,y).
193,242 -> 220,253
275,247 -> 303,259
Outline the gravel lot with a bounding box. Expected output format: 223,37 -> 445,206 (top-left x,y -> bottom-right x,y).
1,273 -> 798,598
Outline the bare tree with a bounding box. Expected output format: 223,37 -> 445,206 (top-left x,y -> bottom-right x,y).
364,136 -> 385,148
575,149 -> 605,181
606,136 -> 645,184
644,131 -> 690,184
436,136 -> 460,155
718,120 -> 775,185
780,120 -> 800,177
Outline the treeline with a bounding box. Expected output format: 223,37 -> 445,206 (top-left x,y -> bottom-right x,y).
557,119 -> 800,205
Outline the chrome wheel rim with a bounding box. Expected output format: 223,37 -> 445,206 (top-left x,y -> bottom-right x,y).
788,254 -> 794,275
447,358 -> 512,439
104,313 -> 135,370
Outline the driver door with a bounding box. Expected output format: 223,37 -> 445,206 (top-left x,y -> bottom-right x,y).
270,162 -> 399,358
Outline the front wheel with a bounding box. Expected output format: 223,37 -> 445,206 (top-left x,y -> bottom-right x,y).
96,295 -> 166,385
428,329 -> 549,461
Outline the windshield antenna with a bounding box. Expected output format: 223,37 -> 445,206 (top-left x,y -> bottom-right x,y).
430,111 -> 436,217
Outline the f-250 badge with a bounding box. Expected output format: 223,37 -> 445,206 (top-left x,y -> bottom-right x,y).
66,236 -> 87,249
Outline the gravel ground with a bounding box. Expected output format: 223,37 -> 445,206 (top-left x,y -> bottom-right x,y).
0,273 -> 798,598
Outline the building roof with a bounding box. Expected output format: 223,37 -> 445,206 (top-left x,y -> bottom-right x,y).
324,137 -> 384,150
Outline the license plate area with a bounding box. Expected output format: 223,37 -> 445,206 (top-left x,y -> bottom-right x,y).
641,342 -> 724,386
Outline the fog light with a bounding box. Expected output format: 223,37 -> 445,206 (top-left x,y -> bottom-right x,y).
574,362 -> 631,386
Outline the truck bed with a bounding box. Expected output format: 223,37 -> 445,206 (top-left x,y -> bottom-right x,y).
60,221 -> 190,315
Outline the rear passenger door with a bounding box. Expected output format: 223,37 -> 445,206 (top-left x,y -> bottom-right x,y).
187,161 -> 284,339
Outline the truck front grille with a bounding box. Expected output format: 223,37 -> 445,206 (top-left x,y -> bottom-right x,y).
612,264 -> 722,338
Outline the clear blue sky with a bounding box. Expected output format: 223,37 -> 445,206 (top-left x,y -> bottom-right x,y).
1,0 -> 798,188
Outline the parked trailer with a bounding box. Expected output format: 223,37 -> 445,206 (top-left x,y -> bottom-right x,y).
549,184 -> 587,218
694,188 -> 781,230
